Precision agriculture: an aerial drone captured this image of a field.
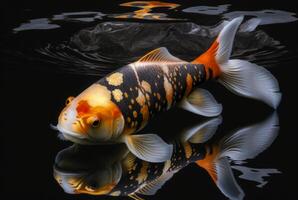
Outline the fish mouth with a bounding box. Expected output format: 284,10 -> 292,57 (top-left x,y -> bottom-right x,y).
54,165 -> 88,176
53,167 -> 87,194
56,124 -> 97,145
57,124 -> 87,139
54,124 -> 117,145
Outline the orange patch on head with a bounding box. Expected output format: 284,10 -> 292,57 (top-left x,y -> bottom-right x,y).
76,99 -> 121,120
76,100 -> 91,116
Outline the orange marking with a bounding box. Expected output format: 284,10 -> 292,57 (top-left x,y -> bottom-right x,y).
156,93 -> 161,100
133,111 -> 138,118
196,146 -> 219,182
164,78 -> 173,108
142,106 -> 149,118
75,99 -> 122,134
76,100 -> 91,116
185,74 -> 193,96
139,105 -> 149,130
136,90 -> 146,106
76,182 -> 116,195
192,39 -> 221,79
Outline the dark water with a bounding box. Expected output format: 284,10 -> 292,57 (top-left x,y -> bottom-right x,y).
1,0 -> 298,199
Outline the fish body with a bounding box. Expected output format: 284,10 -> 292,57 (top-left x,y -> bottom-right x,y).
97,61 -> 207,135
54,113 -> 279,199
56,17 -> 281,163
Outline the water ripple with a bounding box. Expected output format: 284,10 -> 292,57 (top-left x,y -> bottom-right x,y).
36,20 -> 287,76
8,3 -> 298,76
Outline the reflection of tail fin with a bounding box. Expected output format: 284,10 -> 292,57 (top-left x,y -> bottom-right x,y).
220,112 -> 279,161
196,148 -> 244,200
192,16 -> 281,108
195,112 -> 279,200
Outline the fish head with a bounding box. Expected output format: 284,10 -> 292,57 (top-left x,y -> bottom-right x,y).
54,145 -> 124,195
57,84 -> 125,143
53,167 -> 121,195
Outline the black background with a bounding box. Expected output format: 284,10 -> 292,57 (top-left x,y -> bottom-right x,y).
1,0 -> 298,199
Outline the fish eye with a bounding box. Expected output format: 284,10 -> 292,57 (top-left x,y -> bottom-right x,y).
87,116 -> 100,128
65,96 -> 74,106
90,180 -> 98,188
92,119 -> 100,127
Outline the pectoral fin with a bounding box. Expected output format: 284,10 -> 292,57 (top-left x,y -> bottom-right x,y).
124,134 -> 173,163
179,88 -> 222,117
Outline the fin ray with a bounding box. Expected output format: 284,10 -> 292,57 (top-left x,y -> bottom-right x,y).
136,171 -> 175,195
192,16 -> 281,108
216,17 -> 281,108
196,149 -> 244,200
179,88 -> 222,117
219,59 -> 281,108
124,134 -> 173,163
181,117 -> 222,143
220,112 -> 279,161
137,47 -> 185,63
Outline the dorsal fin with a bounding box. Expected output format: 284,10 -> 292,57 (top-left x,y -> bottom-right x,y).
137,47 -> 185,63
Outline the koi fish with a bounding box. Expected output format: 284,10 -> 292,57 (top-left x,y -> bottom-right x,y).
56,16 -> 281,163
54,113 -> 279,200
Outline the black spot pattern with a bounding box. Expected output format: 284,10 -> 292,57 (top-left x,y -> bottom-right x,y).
108,141 -> 208,196
187,143 -> 206,163
97,63 -> 207,132
134,63 -> 206,113
97,66 -> 144,130
109,158 -> 164,196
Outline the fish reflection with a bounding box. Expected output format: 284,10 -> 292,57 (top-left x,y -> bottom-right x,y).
54,113 -> 279,199
112,1 -> 180,20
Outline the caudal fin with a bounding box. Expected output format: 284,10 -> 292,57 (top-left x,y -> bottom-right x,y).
196,148 -> 244,200
193,17 -> 281,108
195,112 -> 279,199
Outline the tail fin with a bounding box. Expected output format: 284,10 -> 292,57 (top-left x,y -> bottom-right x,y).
195,112 -> 279,200
196,148 -> 244,200
192,17 -> 281,108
